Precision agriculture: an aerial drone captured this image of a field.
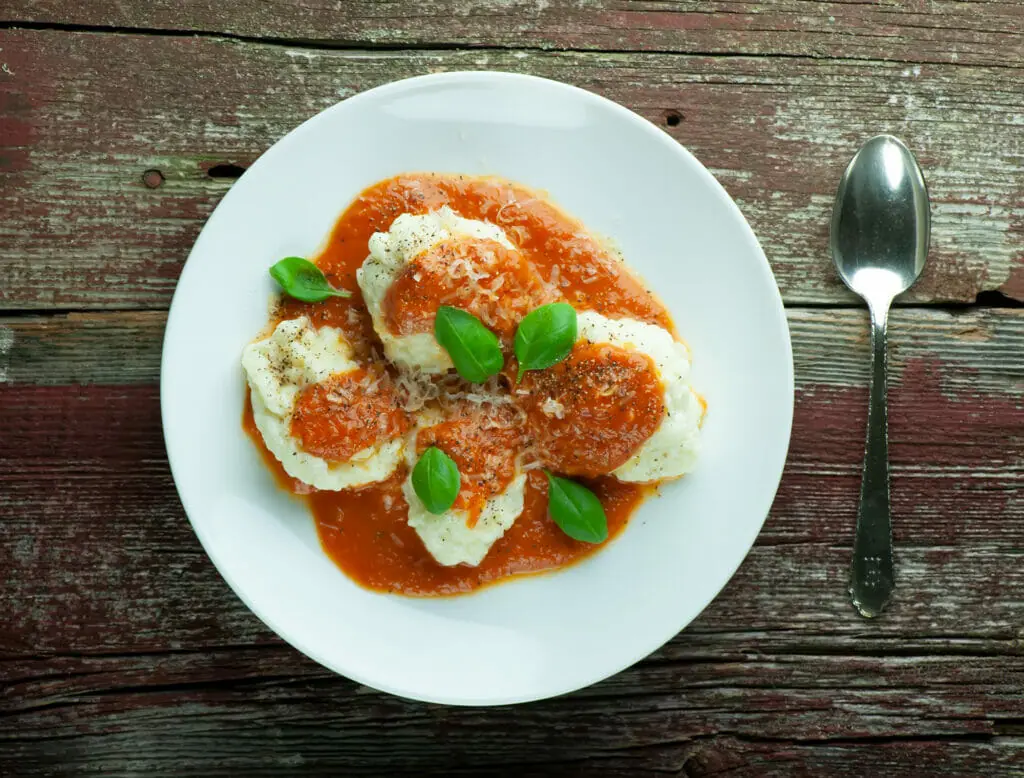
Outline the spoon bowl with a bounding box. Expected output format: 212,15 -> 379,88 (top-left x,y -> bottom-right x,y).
830,134 -> 930,618
832,135 -> 930,305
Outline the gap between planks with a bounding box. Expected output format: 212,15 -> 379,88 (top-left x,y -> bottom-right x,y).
0,299 -> 1020,320
1,19 -> 1023,72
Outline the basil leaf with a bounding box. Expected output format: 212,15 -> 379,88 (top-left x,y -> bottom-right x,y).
269,257 -> 351,303
412,447 -> 461,515
514,303 -> 577,381
545,471 -> 608,544
434,306 -> 504,383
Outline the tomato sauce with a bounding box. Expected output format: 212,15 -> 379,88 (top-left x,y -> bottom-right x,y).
516,343 -> 666,478
310,470 -> 645,596
275,174 -> 671,358
413,402 -> 524,526
385,237 -> 552,343
290,367 -> 408,461
246,173 -> 674,596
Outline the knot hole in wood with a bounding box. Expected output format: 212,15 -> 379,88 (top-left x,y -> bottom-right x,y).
207,163 -> 247,180
142,169 -> 164,189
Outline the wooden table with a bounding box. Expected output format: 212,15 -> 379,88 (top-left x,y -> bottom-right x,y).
2,3 -> 1022,775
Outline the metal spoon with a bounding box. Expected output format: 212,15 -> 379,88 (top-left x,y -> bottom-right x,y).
830,135 -> 930,618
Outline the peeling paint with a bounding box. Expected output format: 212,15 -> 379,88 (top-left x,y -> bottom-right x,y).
789,308 -> 1024,398
0,325 -> 13,383
770,67 -> 1024,302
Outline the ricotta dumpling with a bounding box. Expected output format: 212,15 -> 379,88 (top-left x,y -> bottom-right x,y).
242,317 -> 407,490
516,311 -> 702,482
357,206 -> 552,374
402,402 -> 528,567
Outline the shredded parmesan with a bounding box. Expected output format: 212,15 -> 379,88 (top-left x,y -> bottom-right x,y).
448,256 -> 490,282
509,225 -> 530,244
495,196 -> 538,224
541,397 -> 566,419
444,375 -> 507,405
393,368 -> 442,412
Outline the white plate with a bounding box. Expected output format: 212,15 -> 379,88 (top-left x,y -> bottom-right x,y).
161,72 -> 793,705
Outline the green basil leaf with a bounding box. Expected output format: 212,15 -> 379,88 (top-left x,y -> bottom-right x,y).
269,257 -> 351,303
434,306 -> 504,384
545,471 -> 608,544
412,447 -> 461,515
514,303 -> 577,381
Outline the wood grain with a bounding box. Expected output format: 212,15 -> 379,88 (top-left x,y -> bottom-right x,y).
1,643 -> 1022,776
1,308 -> 1021,774
3,7 -> 1023,773
2,29 -> 1023,310
3,1 -> 1023,68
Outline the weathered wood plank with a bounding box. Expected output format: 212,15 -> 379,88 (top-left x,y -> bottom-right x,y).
0,552 -> 1022,777
0,312 -> 162,385
3,1 -> 1023,68
1,644 -> 1022,776
2,30 -> 1023,309
1,740 -> 1022,778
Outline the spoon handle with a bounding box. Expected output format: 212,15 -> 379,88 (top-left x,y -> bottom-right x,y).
850,302 -> 896,617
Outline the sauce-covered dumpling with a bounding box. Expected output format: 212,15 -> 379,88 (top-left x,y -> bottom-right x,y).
516,311 -> 702,482
357,206 -> 552,374
242,317 -> 409,490
402,400 -> 528,566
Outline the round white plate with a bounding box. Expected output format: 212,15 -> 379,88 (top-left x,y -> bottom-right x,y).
162,72 -> 793,705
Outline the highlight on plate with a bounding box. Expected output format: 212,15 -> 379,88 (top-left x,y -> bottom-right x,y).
241,173 -> 706,596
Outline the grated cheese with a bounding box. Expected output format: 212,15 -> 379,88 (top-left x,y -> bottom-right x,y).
541,397 -> 566,419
